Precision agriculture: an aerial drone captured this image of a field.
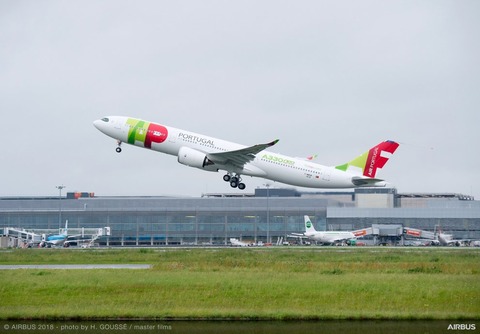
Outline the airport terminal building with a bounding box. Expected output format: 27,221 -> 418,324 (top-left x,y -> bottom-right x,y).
1,188 -> 479,246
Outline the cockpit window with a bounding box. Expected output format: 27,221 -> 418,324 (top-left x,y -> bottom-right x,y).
101,117 -> 109,122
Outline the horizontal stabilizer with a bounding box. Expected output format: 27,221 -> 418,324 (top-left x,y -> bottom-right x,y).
351,176 -> 386,187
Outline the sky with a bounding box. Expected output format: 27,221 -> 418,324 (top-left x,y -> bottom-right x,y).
1,0 -> 479,198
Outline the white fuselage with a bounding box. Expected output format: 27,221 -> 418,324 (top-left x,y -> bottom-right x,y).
94,116 -> 381,189
305,231 -> 356,244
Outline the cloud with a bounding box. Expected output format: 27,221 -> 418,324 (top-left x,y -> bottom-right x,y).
0,0 -> 479,198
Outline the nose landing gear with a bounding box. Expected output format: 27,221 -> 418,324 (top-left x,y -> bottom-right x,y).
116,140 -> 122,153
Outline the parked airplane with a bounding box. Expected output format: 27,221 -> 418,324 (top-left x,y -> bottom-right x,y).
432,226 -> 477,246
93,116 -> 399,190
40,221 -> 73,247
229,238 -> 254,247
291,215 -> 356,245
39,221 -> 87,248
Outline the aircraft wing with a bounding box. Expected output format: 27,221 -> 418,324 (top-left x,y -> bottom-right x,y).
65,238 -> 96,243
208,139 -> 279,167
288,233 -> 308,239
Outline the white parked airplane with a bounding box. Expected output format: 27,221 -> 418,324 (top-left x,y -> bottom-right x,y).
93,116 -> 399,190
433,226 -> 478,247
229,238 -> 254,247
291,215 -> 356,245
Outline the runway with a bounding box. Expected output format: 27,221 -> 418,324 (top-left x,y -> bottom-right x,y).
0,264 -> 151,270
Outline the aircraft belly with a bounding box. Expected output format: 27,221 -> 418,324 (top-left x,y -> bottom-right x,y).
239,163 -> 267,177
264,168 -> 354,189
151,142 -> 178,156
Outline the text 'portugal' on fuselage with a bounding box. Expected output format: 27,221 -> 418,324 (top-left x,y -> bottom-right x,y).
93,116 -> 399,190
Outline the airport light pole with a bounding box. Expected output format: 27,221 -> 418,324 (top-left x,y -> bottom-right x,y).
56,185 -> 66,230
264,183 -> 270,243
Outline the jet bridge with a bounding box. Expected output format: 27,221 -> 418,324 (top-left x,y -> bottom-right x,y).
2,227 -> 42,248
2,226 -> 111,248
403,228 -> 435,240
352,225 -> 436,246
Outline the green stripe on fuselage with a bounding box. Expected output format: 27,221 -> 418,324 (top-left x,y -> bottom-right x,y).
127,118 -> 149,145
335,153 -> 368,173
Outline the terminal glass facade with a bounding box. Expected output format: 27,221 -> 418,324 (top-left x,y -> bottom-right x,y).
1,191 -> 480,246
0,197 -> 327,245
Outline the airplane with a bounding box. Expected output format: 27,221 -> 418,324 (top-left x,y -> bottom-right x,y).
40,221 -> 72,247
433,227 -> 476,247
93,116 -> 399,190
229,238 -> 254,247
39,221 -> 86,248
290,215 -> 357,245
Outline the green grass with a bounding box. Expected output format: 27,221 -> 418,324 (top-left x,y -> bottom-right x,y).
0,247 -> 479,320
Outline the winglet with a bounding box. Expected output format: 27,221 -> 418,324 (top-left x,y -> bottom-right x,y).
269,139 -> 280,146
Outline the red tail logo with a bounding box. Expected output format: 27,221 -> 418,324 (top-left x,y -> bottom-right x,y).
364,141 -> 399,178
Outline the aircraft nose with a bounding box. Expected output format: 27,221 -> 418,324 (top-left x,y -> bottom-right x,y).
93,119 -> 102,130
93,117 -> 110,131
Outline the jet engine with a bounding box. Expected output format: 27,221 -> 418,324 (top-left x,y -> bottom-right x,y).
177,146 -> 218,172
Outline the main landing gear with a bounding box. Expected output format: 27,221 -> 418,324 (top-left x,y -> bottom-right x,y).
223,173 -> 246,190
116,140 -> 122,153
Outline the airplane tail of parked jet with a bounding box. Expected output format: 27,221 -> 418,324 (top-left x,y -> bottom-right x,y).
61,220 -> 68,236
335,140 -> 399,178
304,215 -> 317,234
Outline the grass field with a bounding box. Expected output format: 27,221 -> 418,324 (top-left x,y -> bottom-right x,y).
0,247 -> 479,320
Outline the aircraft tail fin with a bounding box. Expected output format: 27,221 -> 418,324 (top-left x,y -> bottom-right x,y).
61,220 -> 68,236
304,215 -> 317,234
335,140 -> 399,178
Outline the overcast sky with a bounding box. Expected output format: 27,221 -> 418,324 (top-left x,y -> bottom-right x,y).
1,0 -> 479,199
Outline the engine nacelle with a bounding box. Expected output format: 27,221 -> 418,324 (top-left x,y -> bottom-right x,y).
177,146 -> 218,172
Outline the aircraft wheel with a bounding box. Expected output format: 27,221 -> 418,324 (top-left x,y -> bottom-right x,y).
230,180 -> 238,188
116,147 -> 122,153
238,183 -> 246,190
223,174 -> 231,182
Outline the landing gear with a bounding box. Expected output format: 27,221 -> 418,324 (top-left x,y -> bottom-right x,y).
223,173 -> 246,190
116,140 -> 122,153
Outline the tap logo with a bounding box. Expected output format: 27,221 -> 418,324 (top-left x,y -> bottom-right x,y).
364,140 -> 399,177
127,118 -> 168,148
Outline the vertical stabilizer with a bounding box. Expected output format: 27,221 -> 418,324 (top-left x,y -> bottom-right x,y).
304,215 -> 317,234
62,220 -> 68,236
335,140 -> 399,178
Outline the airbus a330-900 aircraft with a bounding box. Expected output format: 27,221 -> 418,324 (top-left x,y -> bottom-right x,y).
93,116 -> 399,190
